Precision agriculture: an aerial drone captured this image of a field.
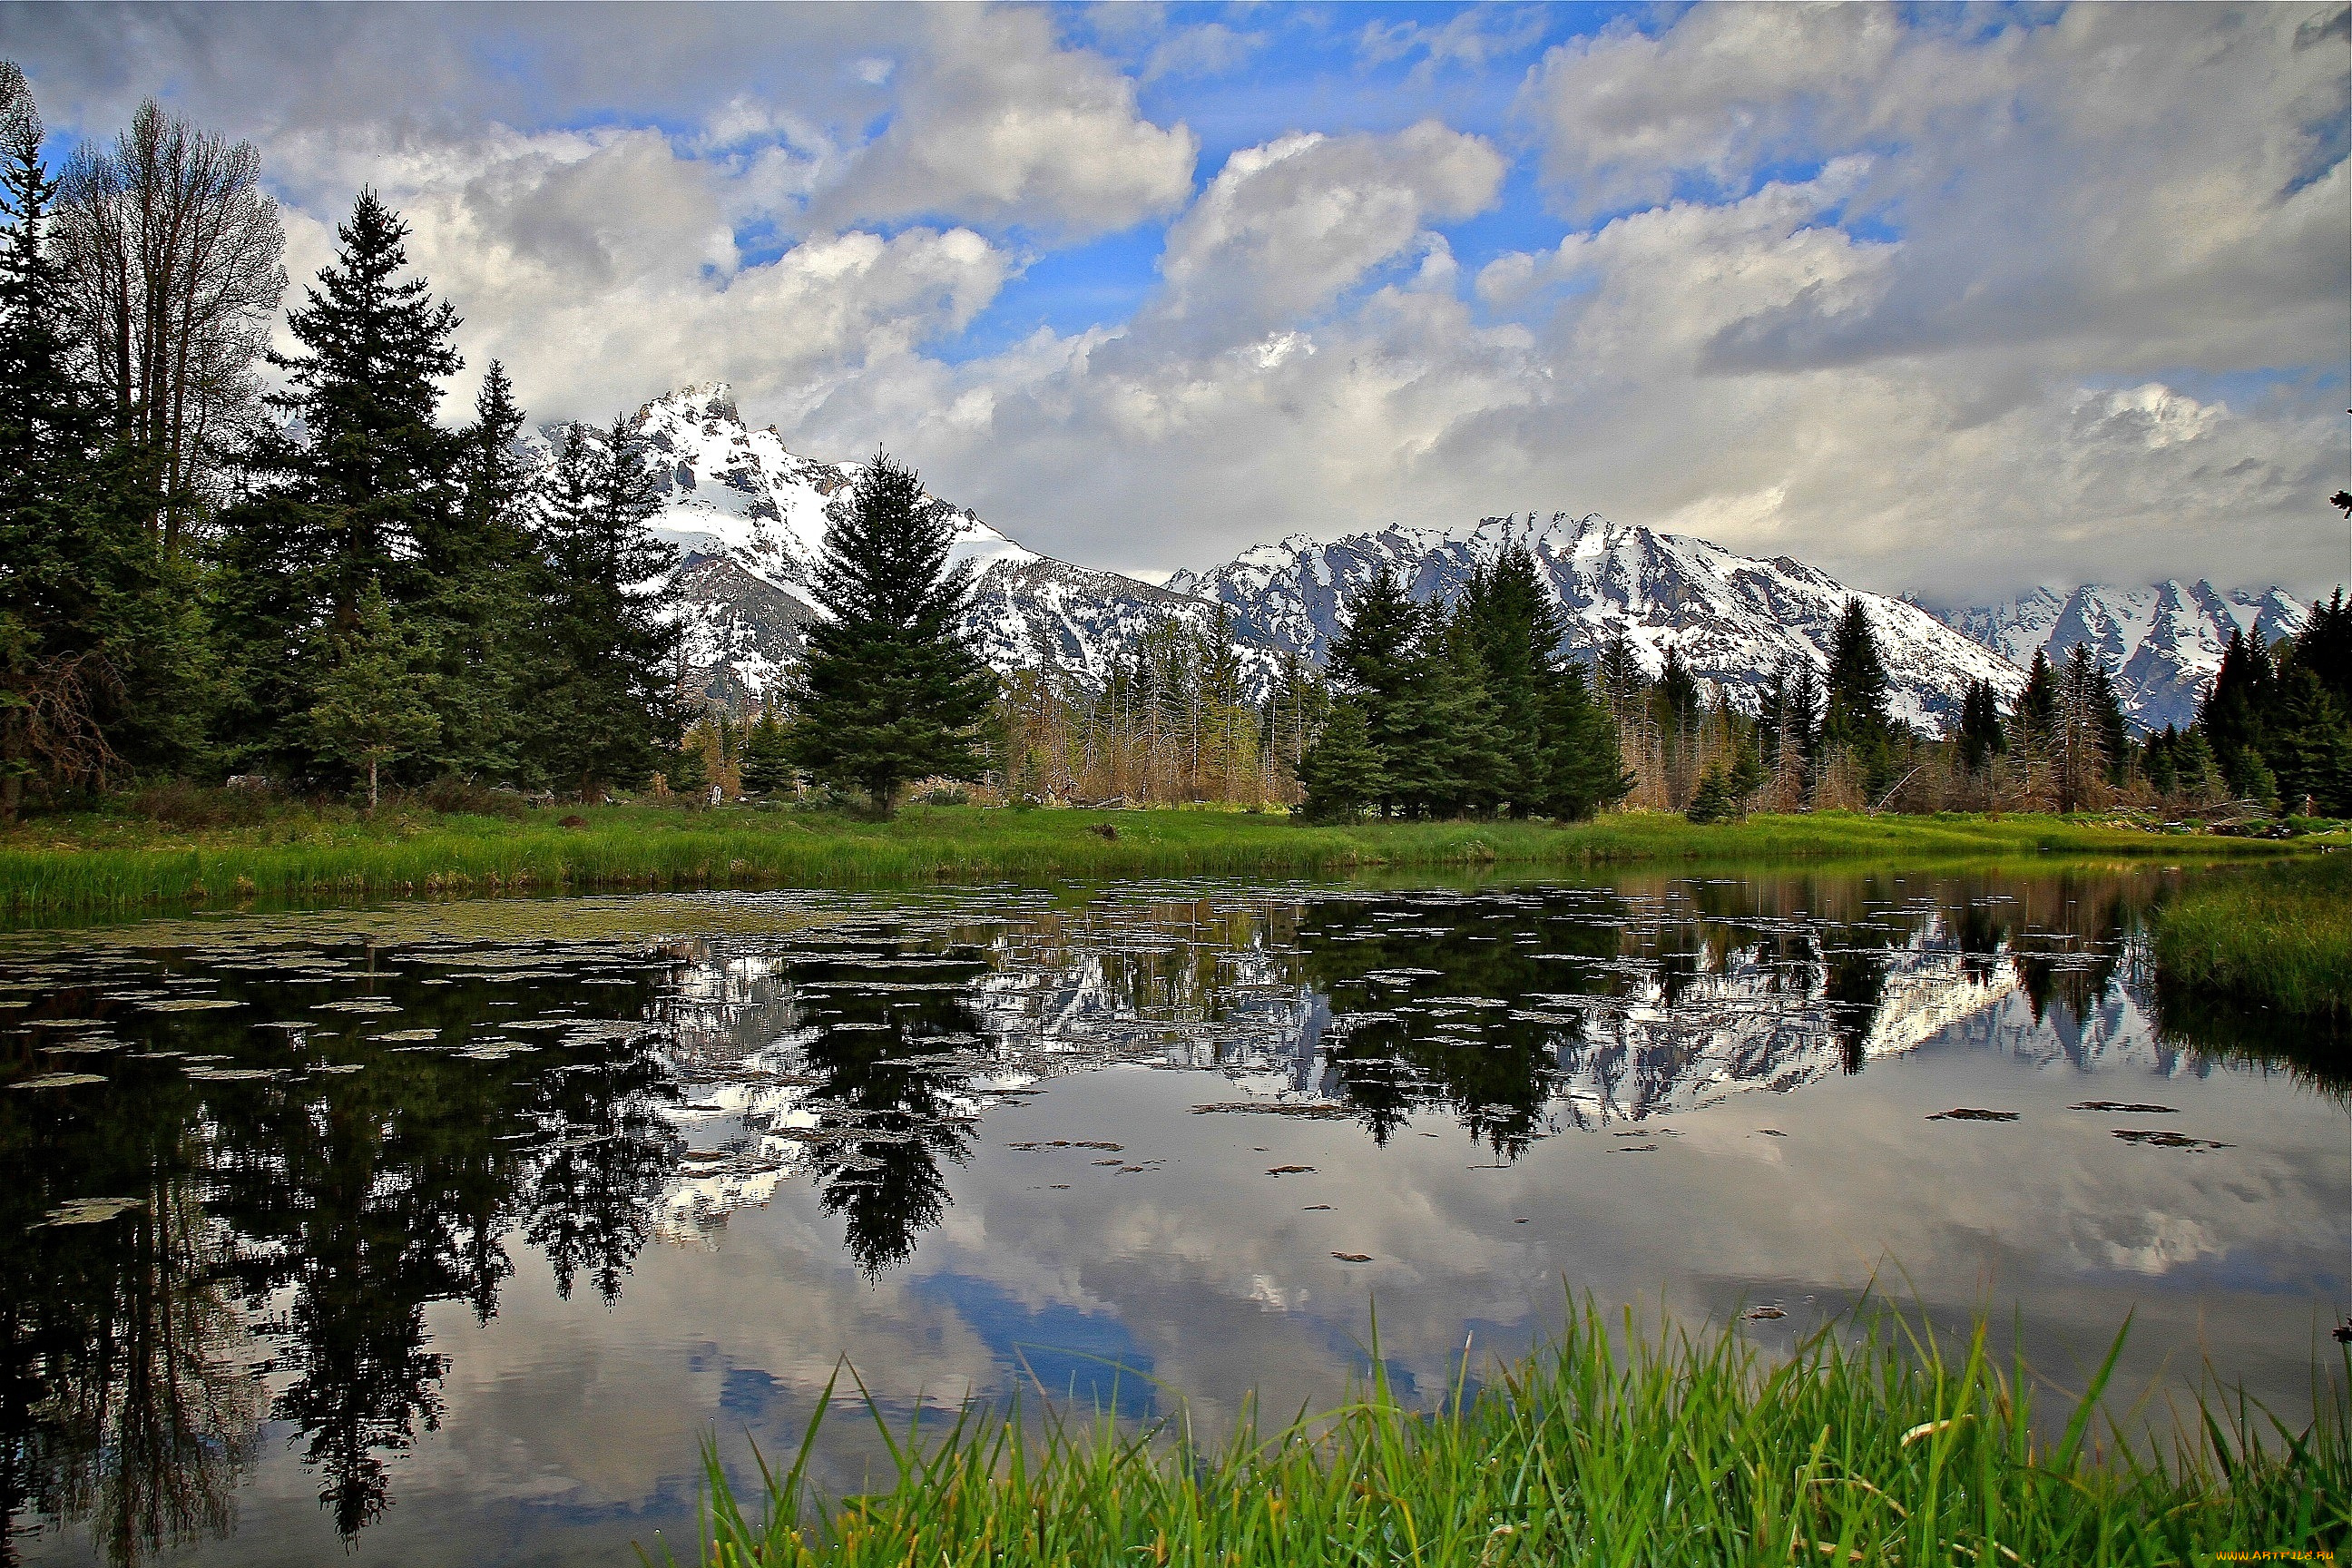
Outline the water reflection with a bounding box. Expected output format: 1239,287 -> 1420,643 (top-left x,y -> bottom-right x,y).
0,868 -> 2341,1563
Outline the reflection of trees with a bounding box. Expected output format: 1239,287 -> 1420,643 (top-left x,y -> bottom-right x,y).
1294,898 -> 1620,1157
1,952 -> 684,1553
0,1072 -> 257,1568
793,958 -> 990,1277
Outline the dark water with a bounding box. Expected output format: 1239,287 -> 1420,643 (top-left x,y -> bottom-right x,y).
2,868 -> 2344,1566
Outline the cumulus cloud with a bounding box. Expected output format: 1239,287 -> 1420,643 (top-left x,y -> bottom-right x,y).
806,6 -> 1197,238
5,1 -> 2342,603
1154,121 -> 1504,347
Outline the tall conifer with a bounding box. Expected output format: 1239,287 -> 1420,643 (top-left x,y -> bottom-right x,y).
783,453 -> 995,816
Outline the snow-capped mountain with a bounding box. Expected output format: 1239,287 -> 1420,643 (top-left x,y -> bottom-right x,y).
1948,583 -> 2310,733
1168,513 -> 2024,730
540,385 -> 1273,704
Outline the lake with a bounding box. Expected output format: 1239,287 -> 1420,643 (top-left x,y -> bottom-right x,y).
3,867 -> 2345,1566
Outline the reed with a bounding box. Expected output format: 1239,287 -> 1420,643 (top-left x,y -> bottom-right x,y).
647,1300 -> 2349,1567
0,802 -> 2321,920
2153,851 -> 2352,1018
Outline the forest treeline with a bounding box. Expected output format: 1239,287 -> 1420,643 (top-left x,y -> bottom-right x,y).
0,71 -> 694,817
5,70 -> 2347,828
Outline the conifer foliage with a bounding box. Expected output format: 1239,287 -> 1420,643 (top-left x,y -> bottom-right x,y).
784,453 -> 997,816
1299,550 -> 1627,821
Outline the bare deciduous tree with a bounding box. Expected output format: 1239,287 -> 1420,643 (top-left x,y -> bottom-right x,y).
57,99 -> 285,552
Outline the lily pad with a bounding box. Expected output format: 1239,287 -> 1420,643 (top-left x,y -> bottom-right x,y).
35,1197 -> 143,1227
12,1073 -> 106,1090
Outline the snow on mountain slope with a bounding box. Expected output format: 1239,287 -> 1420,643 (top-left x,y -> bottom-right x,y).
1170,512 -> 2023,730
1949,583 -> 2309,732
538,386 -> 1275,704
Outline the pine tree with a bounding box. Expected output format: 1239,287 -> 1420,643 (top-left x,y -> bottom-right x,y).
1726,735 -> 1766,816
213,190 -> 464,779
739,709 -> 794,797
1537,658 -> 1630,820
1327,569 -> 1417,812
2052,643 -> 2110,813
1298,700 -> 1383,821
2267,666 -> 2352,818
1821,600 -> 1897,793
663,732 -> 710,803
1954,679 -> 2009,775
2196,627 -> 2272,807
426,360 -> 538,781
2011,647 -> 2058,759
534,416 -> 683,797
1459,544 -> 1573,815
0,64 -> 196,814
783,453 -> 995,817
1686,765 -> 1735,824
308,578 -> 439,808
1596,626 -> 1649,720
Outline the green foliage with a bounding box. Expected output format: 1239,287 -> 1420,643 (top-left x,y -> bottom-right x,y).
1297,699 -> 1383,821
2153,853 -> 2352,1018
1685,765 -> 1735,824
664,735 -> 710,801
783,453 -> 996,817
0,66 -> 206,814
656,1301 -> 2349,1568
740,710 -> 795,798
1953,678 -> 2007,774
1822,600 -> 1899,794
306,579 -> 439,808
530,416 -> 682,797
0,807 -> 2318,920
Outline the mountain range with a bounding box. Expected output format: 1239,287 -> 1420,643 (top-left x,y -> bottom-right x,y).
547,385 -> 2309,733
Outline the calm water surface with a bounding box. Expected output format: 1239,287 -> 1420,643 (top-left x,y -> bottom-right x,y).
2,867 -> 2345,1566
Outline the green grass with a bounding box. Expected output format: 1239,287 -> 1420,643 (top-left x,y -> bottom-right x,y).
650,1301 -> 2348,1567
0,800 -> 2328,920
2153,852 -> 2352,1019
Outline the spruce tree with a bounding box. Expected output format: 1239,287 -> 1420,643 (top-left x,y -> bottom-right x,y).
426,361 -> 539,782
783,453 -> 995,817
1538,659 -> 1630,820
534,417 -> 683,797
739,709 -> 794,797
664,732 -> 710,803
213,190 -> 464,779
1460,544 -> 1572,815
0,64 -> 194,812
1327,569 -> 1417,811
2196,627 -> 2271,806
308,578 -> 439,808
1821,600 -> 1897,792
1297,700 -> 1383,821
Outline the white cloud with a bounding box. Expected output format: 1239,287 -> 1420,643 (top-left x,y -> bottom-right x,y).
807,6 -> 1197,238
1154,122 -> 1504,348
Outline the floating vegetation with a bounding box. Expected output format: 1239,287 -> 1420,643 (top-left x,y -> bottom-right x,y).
11,1073 -> 106,1090
2071,1101 -> 2179,1113
2112,1129 -> 2231,1151
1928,1108 -> 2019,1122
34,1196 -> 143,1227
138,996 -> 243,1011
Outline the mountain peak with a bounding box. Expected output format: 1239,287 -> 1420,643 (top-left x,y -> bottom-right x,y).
646,381 -> 742,426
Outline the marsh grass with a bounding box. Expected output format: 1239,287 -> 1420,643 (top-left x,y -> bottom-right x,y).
2153,852 -> 2352,1019
648,1301 -> 2348,1567
0,803 -> 2318,919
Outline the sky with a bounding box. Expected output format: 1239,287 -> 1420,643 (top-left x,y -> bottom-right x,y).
6,1 -> 2348,604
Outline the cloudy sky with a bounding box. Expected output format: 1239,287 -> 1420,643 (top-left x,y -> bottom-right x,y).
8,2 -> 2347,603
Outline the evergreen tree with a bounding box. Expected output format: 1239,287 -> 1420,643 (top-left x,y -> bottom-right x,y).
2011,647 -> 2058,757
0,63 -> 196,813
1326,569 -> 1417,811
307,578 -> 439,808
1297,699 -> 1384,821
1953,678 -> 2008,775
426,361 -> 538,781
1459,544 -> 1573,815
1686,765 -> 1735,825
1537,657 -> 1631,820
2052,643 -> 2111,813
2196,627 -> 2271,805
1820,600 -> 1897,792
1383,606 -> 1505,817
739,709 -> 793,797
783,453 -> 995,817
212,190 -> 464,779
663,732 -> 710,803
1596,626 -> 1648,719
2267,666 -> 2352,817
1725,735 -> 1766,816
534,417 -> 683,797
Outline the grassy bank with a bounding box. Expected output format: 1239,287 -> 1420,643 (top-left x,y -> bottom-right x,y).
653,1303 -> 2347,1567
0,800 -> 2326,919
2153,851 -> 2352,1019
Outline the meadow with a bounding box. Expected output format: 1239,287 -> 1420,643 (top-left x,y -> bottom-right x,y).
0,792 -> 2322,918
2152,850 -> 2352,1019
653,1301 -> 2349,1567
